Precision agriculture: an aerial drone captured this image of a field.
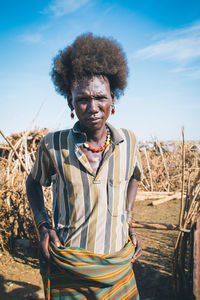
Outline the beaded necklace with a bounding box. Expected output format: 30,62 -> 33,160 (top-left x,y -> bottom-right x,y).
83,127 -> 111,153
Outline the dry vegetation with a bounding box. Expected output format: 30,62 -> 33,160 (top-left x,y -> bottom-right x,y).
0,128 -> 200,298
0,129 -> 51,250
0,129 -> 199,249
139,140 -> 200,192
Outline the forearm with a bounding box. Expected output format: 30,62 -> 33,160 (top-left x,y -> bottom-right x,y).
127,178 -> 138,234
127,178 -> 138,212
26,174 -> 49,226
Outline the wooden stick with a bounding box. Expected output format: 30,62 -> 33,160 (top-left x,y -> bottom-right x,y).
193,214 -> 200,300
0,145 -> 11,150
0,130 -> 29,175
139,180 -> 149,191
136,191 -> 180,201
173,184 -> 200,252
183,184 -> 200,227
157,141 -> 170,192
183,170 -> 191,218
151,192 -> 181,206
144,148 -> 153,191
179,127 -> 185,227
129,221 -> 179,230
173,184 -> 200,294
138,191 -> 176,195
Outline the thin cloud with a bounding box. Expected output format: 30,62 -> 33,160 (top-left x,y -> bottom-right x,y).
18,33 -> 42,44
43,0 -> 90,17
134,22 -> 200,63
171,66 -> 200,80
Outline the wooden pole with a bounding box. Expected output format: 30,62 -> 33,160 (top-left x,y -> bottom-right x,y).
136,191 -> 180,201
179,127 -> 185,228
151,192 -> 181,206
193,214 -> 200,300
137,191 -> 176,196
129,221 -> 179,230
157,141 -> 170,192
144,148 -> 153,191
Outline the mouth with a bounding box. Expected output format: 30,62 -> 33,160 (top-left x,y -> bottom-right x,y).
87,117 -> 101,122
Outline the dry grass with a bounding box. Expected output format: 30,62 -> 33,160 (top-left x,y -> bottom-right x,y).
139,141 -> 200,192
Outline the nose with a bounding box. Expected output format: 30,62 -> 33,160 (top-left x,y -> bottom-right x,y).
88,99 -> 98,113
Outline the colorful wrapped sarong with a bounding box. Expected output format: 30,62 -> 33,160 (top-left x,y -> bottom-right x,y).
40,240 -> 139,300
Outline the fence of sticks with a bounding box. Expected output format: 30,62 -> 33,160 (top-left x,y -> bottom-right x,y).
0,127 -> 199,298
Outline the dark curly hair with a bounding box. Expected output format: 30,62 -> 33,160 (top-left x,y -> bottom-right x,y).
51,33 -> 128,107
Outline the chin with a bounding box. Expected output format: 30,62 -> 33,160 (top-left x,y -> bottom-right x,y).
87,122 -> 104,131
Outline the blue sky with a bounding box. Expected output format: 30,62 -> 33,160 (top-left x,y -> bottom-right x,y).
1,0 -> 200,141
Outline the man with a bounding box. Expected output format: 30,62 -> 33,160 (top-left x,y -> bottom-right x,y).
26,33 -> 142,299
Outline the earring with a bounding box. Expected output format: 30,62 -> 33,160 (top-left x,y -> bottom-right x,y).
70,111 -> 74,119
111,105 -> 115,115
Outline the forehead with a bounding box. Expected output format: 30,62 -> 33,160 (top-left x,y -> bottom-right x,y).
71,76 -> 111,96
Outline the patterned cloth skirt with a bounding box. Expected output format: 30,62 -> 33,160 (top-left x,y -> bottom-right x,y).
40,239 -> 140,300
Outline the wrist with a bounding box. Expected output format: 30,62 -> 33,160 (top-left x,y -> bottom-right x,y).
129,226 -> 136,234
129,229 -> 137,243
38,221 -> 51,234
127,210 -> 134,223
129,231 -> 137,237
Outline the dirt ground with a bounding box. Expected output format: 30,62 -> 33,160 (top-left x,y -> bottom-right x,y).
0,197 -> 185,300
134,198 -> 181,300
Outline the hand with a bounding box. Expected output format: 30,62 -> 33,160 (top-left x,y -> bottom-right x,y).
38,224 -> 61,263
129,230 -> 142,263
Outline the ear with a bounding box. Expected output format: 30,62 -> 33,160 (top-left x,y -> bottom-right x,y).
67,94 -> 74,111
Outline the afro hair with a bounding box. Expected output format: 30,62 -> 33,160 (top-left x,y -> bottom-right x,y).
51,33 -> 128,105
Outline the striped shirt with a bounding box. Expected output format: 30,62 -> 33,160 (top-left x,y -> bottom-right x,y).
31,122 -> 142,254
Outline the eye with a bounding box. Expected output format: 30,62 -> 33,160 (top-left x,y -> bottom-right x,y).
77,97 -> 88,102
96,96 -> 107,101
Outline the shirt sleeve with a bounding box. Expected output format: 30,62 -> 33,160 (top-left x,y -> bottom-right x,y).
132,146 -> 143,181
31,135 -> 55,186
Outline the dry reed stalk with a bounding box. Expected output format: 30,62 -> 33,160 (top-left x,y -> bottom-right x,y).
179,127 -> 185,228
143,147 -> 153,191
193,215 -> 200,300
157,141 -> 170,191
184,185 -> 200,226
142,175 -> 151,190
174,184 -> 200,249
0,130 -> 28,175
0,157 -> 8,164
22,132 -> 31,172
183,170 -> 191,219
6,161 -> 10,182
139,180 -> 149,191
0,145 -> 10,150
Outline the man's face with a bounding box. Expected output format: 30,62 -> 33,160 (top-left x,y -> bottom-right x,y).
71,76 -> 114,131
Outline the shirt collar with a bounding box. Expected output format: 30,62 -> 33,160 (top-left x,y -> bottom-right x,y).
71,121 -> 124,145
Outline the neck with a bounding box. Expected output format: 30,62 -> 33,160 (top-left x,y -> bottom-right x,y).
79,123 -> 107,143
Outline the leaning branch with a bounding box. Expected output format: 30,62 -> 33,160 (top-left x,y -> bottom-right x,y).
129,221 -> 179,230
